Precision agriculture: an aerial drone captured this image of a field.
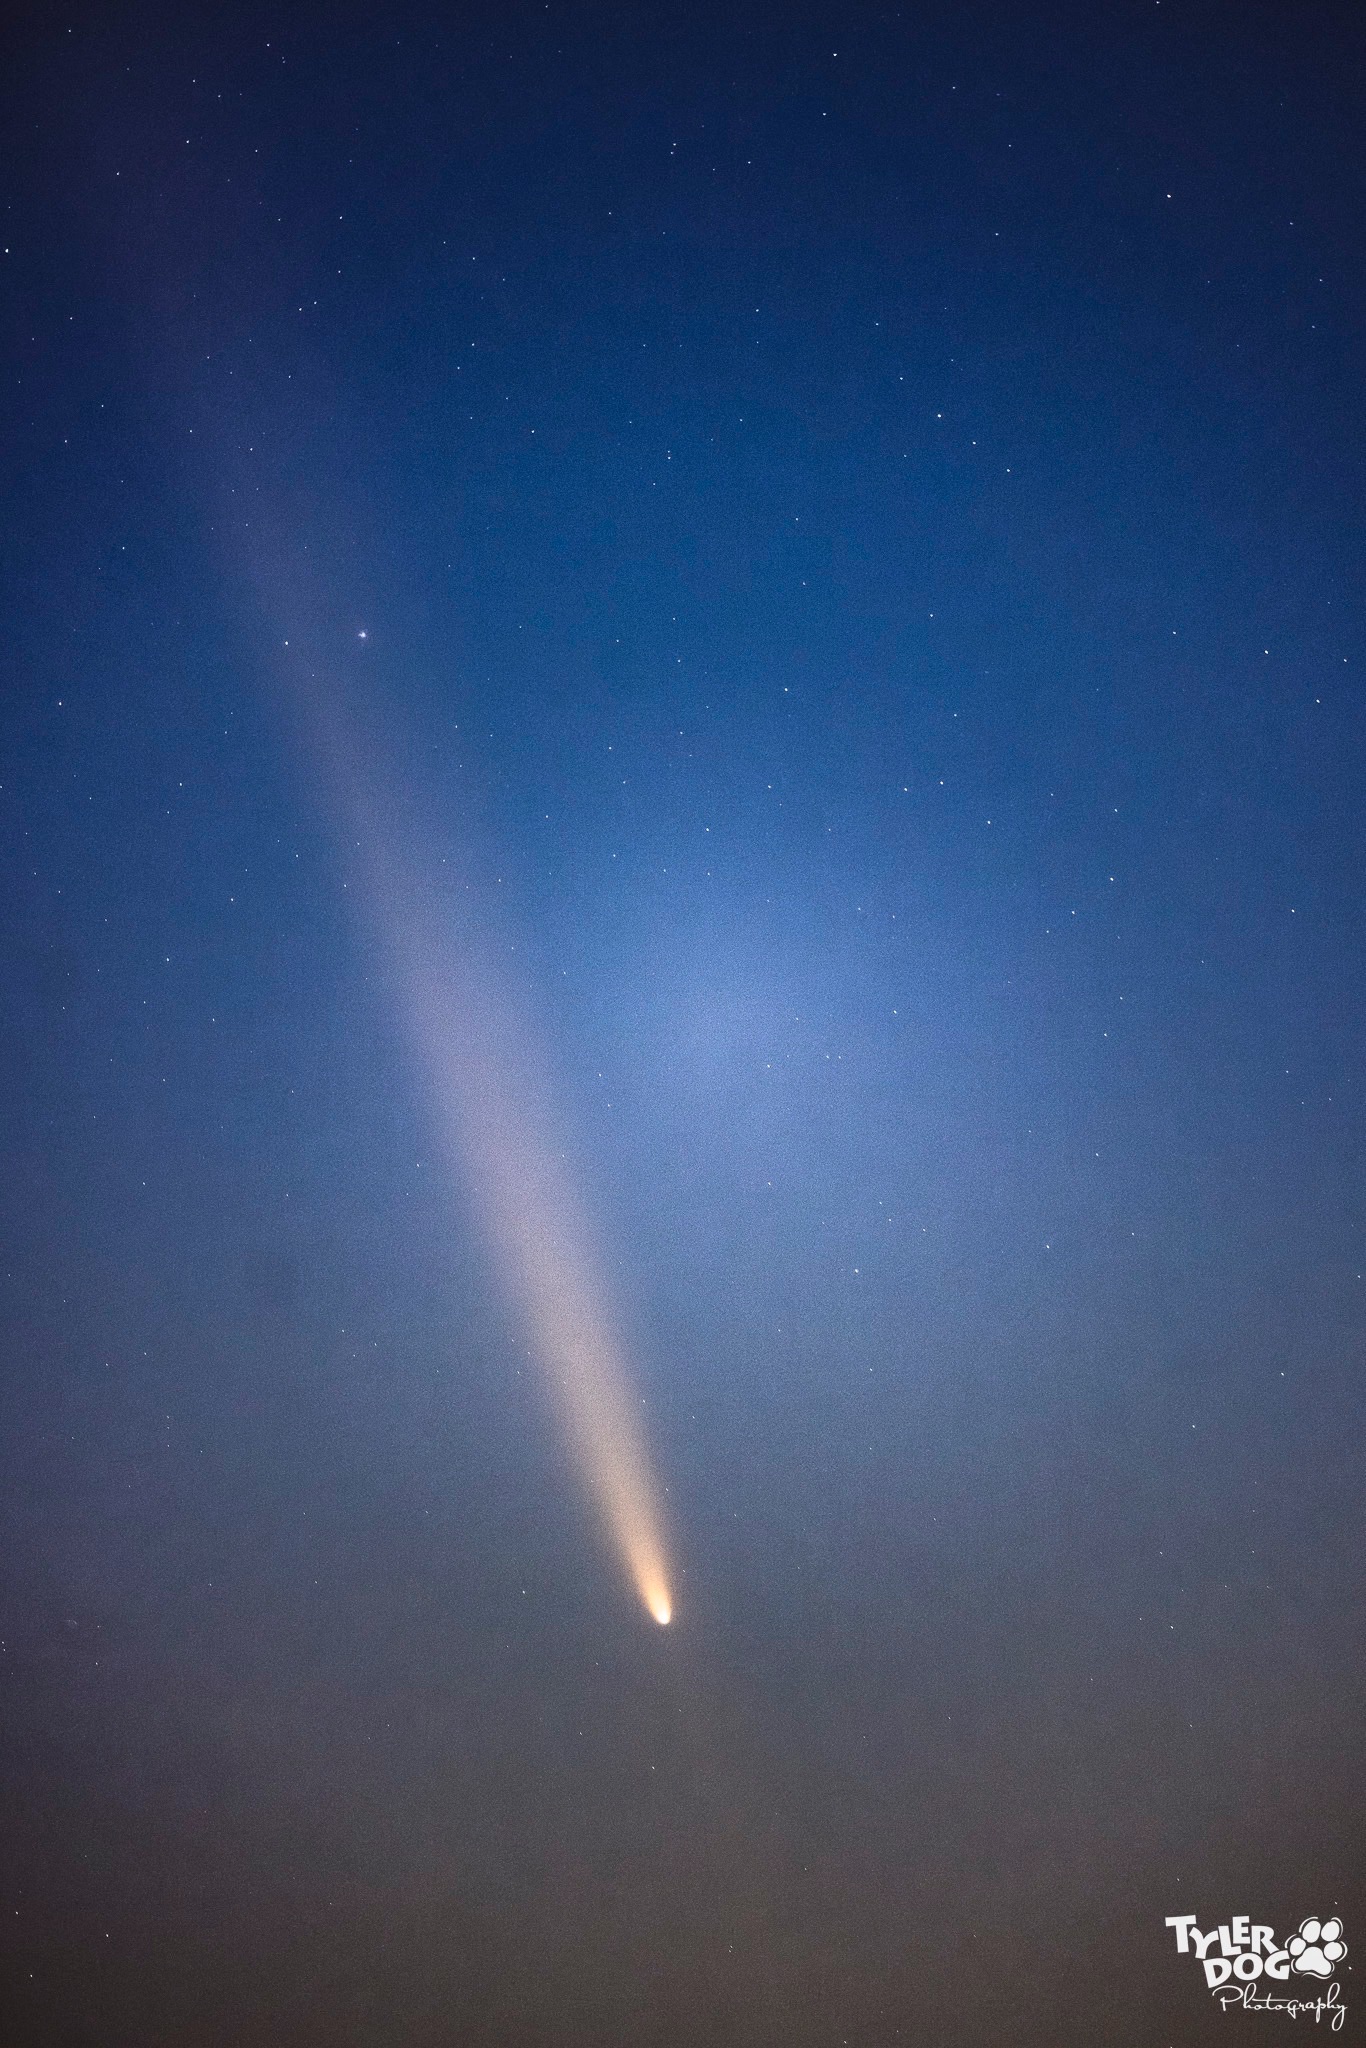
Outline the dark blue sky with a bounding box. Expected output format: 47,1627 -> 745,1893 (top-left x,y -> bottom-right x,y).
2,4 -> 1363,2042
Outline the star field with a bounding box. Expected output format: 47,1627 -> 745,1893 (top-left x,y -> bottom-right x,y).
1,4 -> 1363,2043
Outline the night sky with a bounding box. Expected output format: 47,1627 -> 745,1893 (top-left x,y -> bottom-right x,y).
2,4 -> 1364,2043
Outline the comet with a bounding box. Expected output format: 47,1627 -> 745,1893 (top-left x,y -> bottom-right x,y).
288,667 -> 675,1629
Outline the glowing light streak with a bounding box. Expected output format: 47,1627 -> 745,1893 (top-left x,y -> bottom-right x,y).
298,686 -> 674,1627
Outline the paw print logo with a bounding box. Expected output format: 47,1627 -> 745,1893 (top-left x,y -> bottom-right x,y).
1288,1917 -> 1346,1979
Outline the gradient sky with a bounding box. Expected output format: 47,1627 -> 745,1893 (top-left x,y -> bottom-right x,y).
2,4 -> 1364,2043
